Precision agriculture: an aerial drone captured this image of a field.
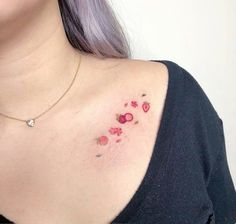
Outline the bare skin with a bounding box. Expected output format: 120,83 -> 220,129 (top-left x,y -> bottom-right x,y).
0,1 -> 169,223
0,54 -> 169,224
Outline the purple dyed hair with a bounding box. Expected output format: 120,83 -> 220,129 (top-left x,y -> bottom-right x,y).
58,0 -> 131,58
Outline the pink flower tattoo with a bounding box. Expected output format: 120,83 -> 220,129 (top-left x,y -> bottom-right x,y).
109,127 -> 123,136
96,135 -> 109,145
116,113 -> 134,124
131,100 -> 138,108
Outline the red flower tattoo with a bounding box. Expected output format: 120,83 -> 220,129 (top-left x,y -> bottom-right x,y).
97,135 -> 109,145
131,101 -> 138,108
124,113 -> 133,121
109,127 -> 123,136
116,113 -> 134,124
116,114 -> 127,124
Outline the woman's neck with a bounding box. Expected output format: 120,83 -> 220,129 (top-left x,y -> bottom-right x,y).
0,0 -> 80,117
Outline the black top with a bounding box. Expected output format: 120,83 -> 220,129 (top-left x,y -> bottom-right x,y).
1,60 -> 236,224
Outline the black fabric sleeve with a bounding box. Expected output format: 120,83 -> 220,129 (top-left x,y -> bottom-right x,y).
206,118 -> 236,224
0,214 -> 13,224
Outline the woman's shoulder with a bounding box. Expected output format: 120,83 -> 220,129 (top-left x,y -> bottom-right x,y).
82,54 -> 170,84
81,54 -> 221,123
79,54 -> 171,117
121,56 -> 224,156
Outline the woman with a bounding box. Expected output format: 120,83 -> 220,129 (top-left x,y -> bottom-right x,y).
0,0 -> 235,223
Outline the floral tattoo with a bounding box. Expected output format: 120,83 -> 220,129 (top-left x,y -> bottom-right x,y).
95,93 -> 150,157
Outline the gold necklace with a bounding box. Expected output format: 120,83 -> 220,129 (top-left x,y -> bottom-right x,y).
0,52 -> 82,128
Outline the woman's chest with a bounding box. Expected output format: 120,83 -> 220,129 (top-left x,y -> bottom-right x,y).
0,70 -> 167,223
0,108 -> 160,224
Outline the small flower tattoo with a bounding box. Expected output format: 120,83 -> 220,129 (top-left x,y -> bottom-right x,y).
131,101 -> 138,108
124,113 -> 133,121
96,135 -> 109,145
109,127 -> 123,136
116,114 -> 127,124
116,113 -> 134,124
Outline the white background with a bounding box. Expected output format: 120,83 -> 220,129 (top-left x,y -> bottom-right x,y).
109,0 -> 236,186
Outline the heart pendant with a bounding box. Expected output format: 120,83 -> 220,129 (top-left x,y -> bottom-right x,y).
26,119 -> 35,127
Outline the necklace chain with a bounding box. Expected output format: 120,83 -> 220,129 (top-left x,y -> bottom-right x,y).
0,52 -> 82,127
